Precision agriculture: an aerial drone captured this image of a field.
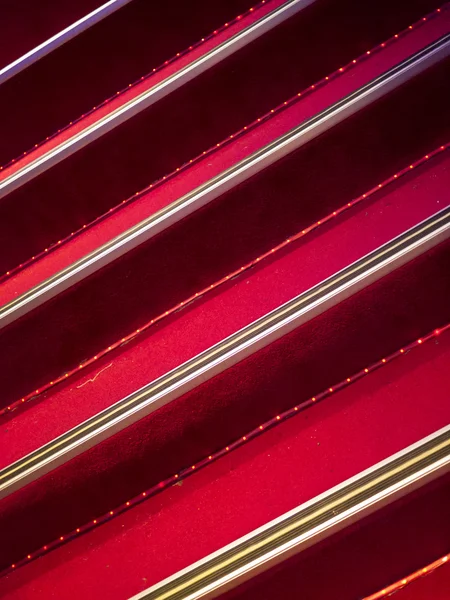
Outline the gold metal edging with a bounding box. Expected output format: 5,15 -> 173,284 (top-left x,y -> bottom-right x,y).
135,429 -> 450,600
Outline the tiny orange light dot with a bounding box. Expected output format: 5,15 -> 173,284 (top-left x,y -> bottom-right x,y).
312,397 -> 316,402
400,349 -> 405,353
402,579 -> 407,584
242,436 -> 247,441
418,339 -> 422,344
27,555 -> 31,559
208,455 -> 212,460
259,425 -> 264,430
76,528 -> 81,532
191,465 -> 196,470
60,536 -> 64,541
226,447 -> 230,451
347,378 -> 351,383
126,502 -> 130,507
443,556 -> 448,562
110,511 -> 114,516
142,492 -> 147,496
294,406 -> 298,411
276,415 -> 281,420
329,388 -> 333,392
365,368 -> 369,373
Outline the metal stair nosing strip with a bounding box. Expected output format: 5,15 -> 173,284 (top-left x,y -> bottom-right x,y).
1,33 -> 449,330
0,0 -> 133,85
1,206 -> 449,499
0,0 -> 317,199
130,424 -> 450,600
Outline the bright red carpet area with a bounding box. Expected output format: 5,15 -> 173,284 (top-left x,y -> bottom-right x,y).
0,250 -> 449,576
1,328 -> 449,596
222,477 -> 450,600
1,2 -> 449,597
0,65 -> 448,409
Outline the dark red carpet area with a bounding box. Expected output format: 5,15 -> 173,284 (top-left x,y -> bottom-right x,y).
0,3 -> 448,274
1,1 -> 449,598
0,0 -> 444,165
0,62 -> 448,407
0,0 -> 105,69
0,0 -> 256,165
1,243 -> 449,576
223,475 -> 450,600
1,331 -> 450,596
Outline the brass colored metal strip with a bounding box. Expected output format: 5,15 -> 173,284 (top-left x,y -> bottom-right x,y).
1,206 -> 449,499
132,426 -> 450,600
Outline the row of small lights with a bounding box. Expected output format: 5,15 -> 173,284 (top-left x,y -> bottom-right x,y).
364,555 -> 449,599
0,4 -> 445,281
0,0 -> 268,174
4,323 -> 448,576
1,141 -> 447,418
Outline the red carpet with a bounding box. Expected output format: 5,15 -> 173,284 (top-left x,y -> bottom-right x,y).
0,1 -> 449,597
1,329 -> 450,595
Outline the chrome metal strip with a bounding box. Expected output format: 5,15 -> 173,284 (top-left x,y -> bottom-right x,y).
0,0 -> 133,85
130,425 -> 450,600
0,0 -> 317,198
1,207 -> 448,499
1,33 -> 448,329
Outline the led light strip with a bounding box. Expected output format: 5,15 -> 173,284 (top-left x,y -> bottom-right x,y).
364,555 -> 450,599
2,142 -> 447,418
0,5 -> 443,283
0,0 -> 133,85
1,207 -> 449,500
0,0 -> 317,198
130,426 -> 450,600
4,323 -> 448,577
1,34 -> 449,329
